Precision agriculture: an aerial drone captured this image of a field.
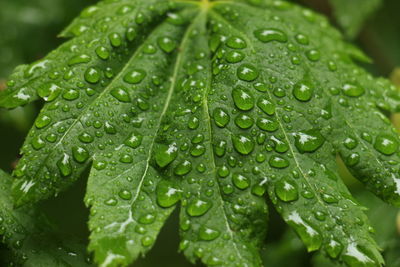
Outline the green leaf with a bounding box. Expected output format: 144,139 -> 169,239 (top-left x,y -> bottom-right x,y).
329,0 -> 382,38
0,169 -> 90,266
1,0 -> 400,266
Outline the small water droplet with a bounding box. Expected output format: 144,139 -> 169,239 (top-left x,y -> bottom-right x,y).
232,86 -> 254,111
155,143 -> 178,167
186,199 -> 212,217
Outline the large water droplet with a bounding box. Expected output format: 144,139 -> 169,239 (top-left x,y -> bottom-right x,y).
232,134 -> 255,155
186,199 -> 212,217
213,108 -> 230,127
293,82 -> 313,102
237,64 -> 259,82
269,155 -> 289,168
57,153 -> 72,177
275,178 -> 298,202
84,67 -> 101,84
157,36 -> 176,53
374,134 -> 398,155
254,28 -> 288,43
124,69 -> 146,84
232,86 -> 254,111
72,146 -> 89,163
156,181 -> 182,208
294,130 -> 325,153
342,83 -> 365,97
232,173 -> 250,189
155,143 -> 178,167
199,226 -> 220,241
111,87 -> 131,102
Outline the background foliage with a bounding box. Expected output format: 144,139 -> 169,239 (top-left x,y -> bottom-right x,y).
0,0 -> 398,266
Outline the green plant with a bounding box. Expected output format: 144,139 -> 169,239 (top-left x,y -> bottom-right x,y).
0,0 -> 399,266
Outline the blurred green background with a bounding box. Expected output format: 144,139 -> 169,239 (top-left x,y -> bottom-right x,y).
0,0 -> 398,266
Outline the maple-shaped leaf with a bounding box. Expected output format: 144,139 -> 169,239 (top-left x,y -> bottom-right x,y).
1,0 -> 400,266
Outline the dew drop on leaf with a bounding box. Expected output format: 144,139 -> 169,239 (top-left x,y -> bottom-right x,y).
342,83 -> 365,97
237,64 -> 259,82
155,143 -> 178,168
157,36 -> 176,53
374,134 -> 398,155
123,69 -> 146,84
199,226 -> 220,241
232,87 -> 255,111
186,199 -> 212,217
213,108 -> 230,127
269,155 -> 289,169
84,67 -> 101,84
294,130 -> 325,153
275,179 -> 299,202
232,173 -> 250,189
111,87 -> 131,102
226,36 -> 247,49
254,28 -> 288,43
293,82 -> 313,102
232,134 -> 255,155
156,181 -> 182,208
174,160 -> 192,176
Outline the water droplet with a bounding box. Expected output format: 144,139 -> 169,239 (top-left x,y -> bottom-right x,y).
125,132 -> 143,149
269,155 -> 289,169
294,130 -> 325,153
275,178 -> 298,202
79,132 -> 94,143
72,146 -> 89,163
346,153 -> 360,166
62,89 -> 79,101
326,239 -> 343,258
232,173 -> 250,189
235,114 -> 254,129
35,114 -> 52,129
157,36 -> 176,53
199,226 -> 220,241
38,83 -> 61,102
108,32 -> 122,47
155,143 -> 178,167
226,51 -> 244,63
226,36 -> 247,49
118,189 -> 132,200
32,136 -> 45,150
237,64 -> 259,81
95,46 -> 110,60
124,69 -> 146,84
104,122 -> 117,134
188,116 -> 199,129
293,82 -> 313,102
286,211 -> 322,251
156,181 -> 182,208
257,97 -> 275,115
374,134 -> 398,155
57,153 -> 72,176
141,236 -> 154,247
104,197 -> 118,206
174,160 -> 192,176
342,83 -> 365,97
213,108 -> 230,127
305,49 -> 320,61
295,34 -> 309,45
232,86 -> 254,111
186,199 -> 212,216
254,28 -> 288,43
256,117 -> 278,132
84,67 -> 101,84
68,54 -> 91,66
111,87 -> 131,102
344,137 -> 358,149
232,134 -> 255,155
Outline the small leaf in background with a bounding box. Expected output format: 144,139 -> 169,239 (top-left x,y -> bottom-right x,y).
329,0 -> 382,39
